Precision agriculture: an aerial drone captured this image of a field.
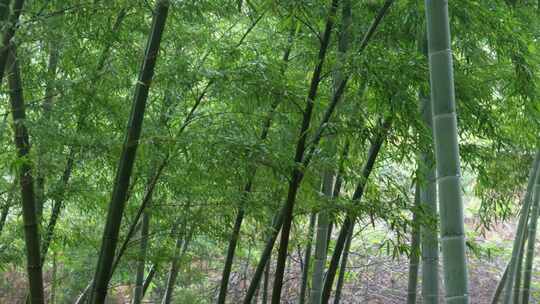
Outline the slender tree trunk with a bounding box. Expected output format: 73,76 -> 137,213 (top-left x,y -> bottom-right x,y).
299,213 -> 316,304
521,165 -> 540,304
415,20 -> 440,304
0,0 -> 24,85
243,2 -> 339,303
244,2 -> 393,301
8,46 -> 45,304
0,186 -> 14,236
90,2 -> 169,302
490,156 -> 540,304
142,263 -> 157,298
40,7 -> 128,266
322,118 -> 392,303
75,128 -> 168,304
35,42 -> 60,222
498,152 -> 540,304
491,264 -> 509,304
407,184 -> 421,304
132,211 -> 150,304
0,0 -> 10,24
333,223 -> 353,304
513,231 -> 527,304
330,142 -> 351,304
40,149 -> 74,263
270,0 -> 340,300
161,237 -> 183,304
262,254 -> 270,304
419,95 -> 439,304
50,250 -> 57,304
309,171 -> 334,304
309,1 -> 351,302
425,1 -> 470,302
161,228 -> 193,304
217,25 -> 296,304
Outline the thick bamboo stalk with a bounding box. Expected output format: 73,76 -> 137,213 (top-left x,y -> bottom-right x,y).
425,1 -> 469,302
8,47 -> 45,304
90,2 -> 169,302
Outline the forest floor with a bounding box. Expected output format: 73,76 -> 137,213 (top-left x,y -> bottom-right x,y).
0,220 -> 536,304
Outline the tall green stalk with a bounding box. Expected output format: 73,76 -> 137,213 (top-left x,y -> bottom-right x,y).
309,1 -> 351,302
270,1 -> 340,301
309,171 -> 335,304
491,264 -> 510,304
217,25 -> 295,304
299,213 -> 316,304
142,263 -> 157,298
521,161 -> 540,304
8,46 -> 45,304
490,153 -> 540,304
0,0 -> 24,85
90,2 -> 169,302
161,233 -> 192,304
41,8 -> 128,265
322,118 -> 392,303
132,211 -> 150,304
513,228 -> 527,303
407,183 -> 421,304
243,1 -> 392,301
425,1 -> 469,302
420,95 -> 439,304
333,223 -> 353,304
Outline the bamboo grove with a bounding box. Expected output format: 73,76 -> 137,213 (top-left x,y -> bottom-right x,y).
0,0 -> 539,303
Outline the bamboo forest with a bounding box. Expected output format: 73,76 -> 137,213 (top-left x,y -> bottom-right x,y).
3,0 -> 540,303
